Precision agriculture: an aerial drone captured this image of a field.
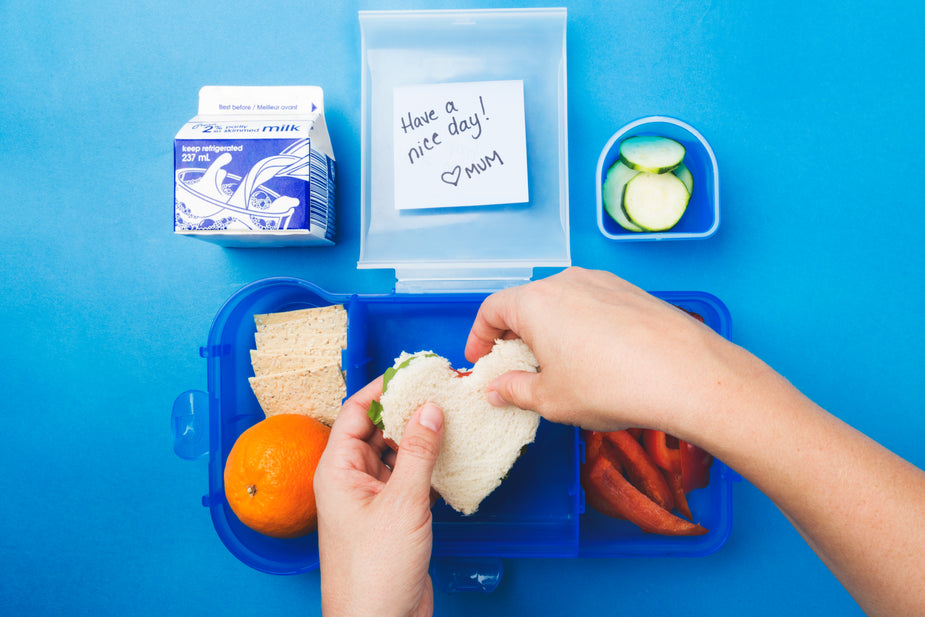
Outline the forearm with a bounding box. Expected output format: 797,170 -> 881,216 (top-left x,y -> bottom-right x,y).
470,268 -> 925,614
676,347 -> 925,616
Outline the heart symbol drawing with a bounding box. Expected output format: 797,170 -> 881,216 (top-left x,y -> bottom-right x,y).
441,165 -> 462,187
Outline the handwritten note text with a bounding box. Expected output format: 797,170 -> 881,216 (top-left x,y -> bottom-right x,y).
392,80 -> 529,210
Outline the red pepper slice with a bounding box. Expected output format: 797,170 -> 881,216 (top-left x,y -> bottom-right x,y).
663,469 -> 693,520
680,440 -> 713,494
626,428 -> 643,441
642,429 -> 682,474
583,430 -> 605,463
586,455 -> 707,536
581,432 -> 625,520
603,430 -> 674,512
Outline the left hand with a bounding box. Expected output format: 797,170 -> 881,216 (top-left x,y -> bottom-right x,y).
314,376 -> 444,617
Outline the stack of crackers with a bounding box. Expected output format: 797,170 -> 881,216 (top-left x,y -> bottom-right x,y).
247,305 -> 348,426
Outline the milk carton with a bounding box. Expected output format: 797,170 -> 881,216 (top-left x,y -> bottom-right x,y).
174,86 -> 335,246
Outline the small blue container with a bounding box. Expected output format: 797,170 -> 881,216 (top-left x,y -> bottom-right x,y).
596,117 -> 720,241
173,278 -> 736,584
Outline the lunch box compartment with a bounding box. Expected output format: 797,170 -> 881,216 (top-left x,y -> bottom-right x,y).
577,291 -> 735,557
347,292 -> 581,559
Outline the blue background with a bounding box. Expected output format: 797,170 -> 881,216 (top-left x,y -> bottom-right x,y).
2,1 -> 923,615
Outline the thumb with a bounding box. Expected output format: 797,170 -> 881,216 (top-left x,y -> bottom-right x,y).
388,403 -> 444,500
487,370 -> 542,411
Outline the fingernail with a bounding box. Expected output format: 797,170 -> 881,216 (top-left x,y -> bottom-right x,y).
418,403 -> 443,432
486,388 -> 506,407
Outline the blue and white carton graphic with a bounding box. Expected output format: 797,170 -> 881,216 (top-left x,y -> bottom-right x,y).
174,86 -> 335,246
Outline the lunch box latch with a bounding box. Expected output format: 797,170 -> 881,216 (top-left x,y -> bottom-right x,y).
171,389 -> 209,460
430,556 -> 503,593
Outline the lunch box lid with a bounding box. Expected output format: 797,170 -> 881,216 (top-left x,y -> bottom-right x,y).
357,8 -> 570,293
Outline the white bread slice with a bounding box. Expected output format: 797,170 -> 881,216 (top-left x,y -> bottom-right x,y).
379,339 -> 540,515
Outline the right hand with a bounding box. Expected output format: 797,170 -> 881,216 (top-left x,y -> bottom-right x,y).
467,268 -> 925,617
464,267 -> 765,437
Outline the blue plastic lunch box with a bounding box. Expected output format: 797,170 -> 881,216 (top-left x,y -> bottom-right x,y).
172,277 -> 736,589
171,9 -> 734,590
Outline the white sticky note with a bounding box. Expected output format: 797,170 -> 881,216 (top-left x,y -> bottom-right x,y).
392,80 -> 529,210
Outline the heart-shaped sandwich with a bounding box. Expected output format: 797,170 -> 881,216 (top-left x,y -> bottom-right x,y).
377,339 -> 541,516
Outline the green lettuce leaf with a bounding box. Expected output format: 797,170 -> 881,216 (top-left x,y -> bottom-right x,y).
366,353 -> 437,430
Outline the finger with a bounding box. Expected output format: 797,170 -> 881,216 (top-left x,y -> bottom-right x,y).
386,403 -> 444,503
382,447 -> 397,470
465,286 -> 521,363
380,439 -> 440,505
375,457 -> 394,484
320,376 -> 395,487
487,370 -> 543,412
345,374 -> 386,415
329,375 -> 386,448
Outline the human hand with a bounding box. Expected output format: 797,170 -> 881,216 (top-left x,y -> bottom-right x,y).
314,377 -> 444,617
468,268 -> 925,617
465,267 -> 763,437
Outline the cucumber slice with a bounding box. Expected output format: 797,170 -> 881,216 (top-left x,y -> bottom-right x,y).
619,136 -> 686,174
673,163 -> 693,194
622,171 -> 690,232
602,161 -> 644,232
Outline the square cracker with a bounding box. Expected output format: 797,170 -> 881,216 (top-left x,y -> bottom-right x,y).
254,325 -> 347,352
250,349 -> 343,377
254,305 -> 346,331
248,364 -> 346,426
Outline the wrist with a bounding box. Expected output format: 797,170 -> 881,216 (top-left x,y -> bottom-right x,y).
320,551 -> 434,617
667,338 -> 781,452
670,336 -> 820,490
